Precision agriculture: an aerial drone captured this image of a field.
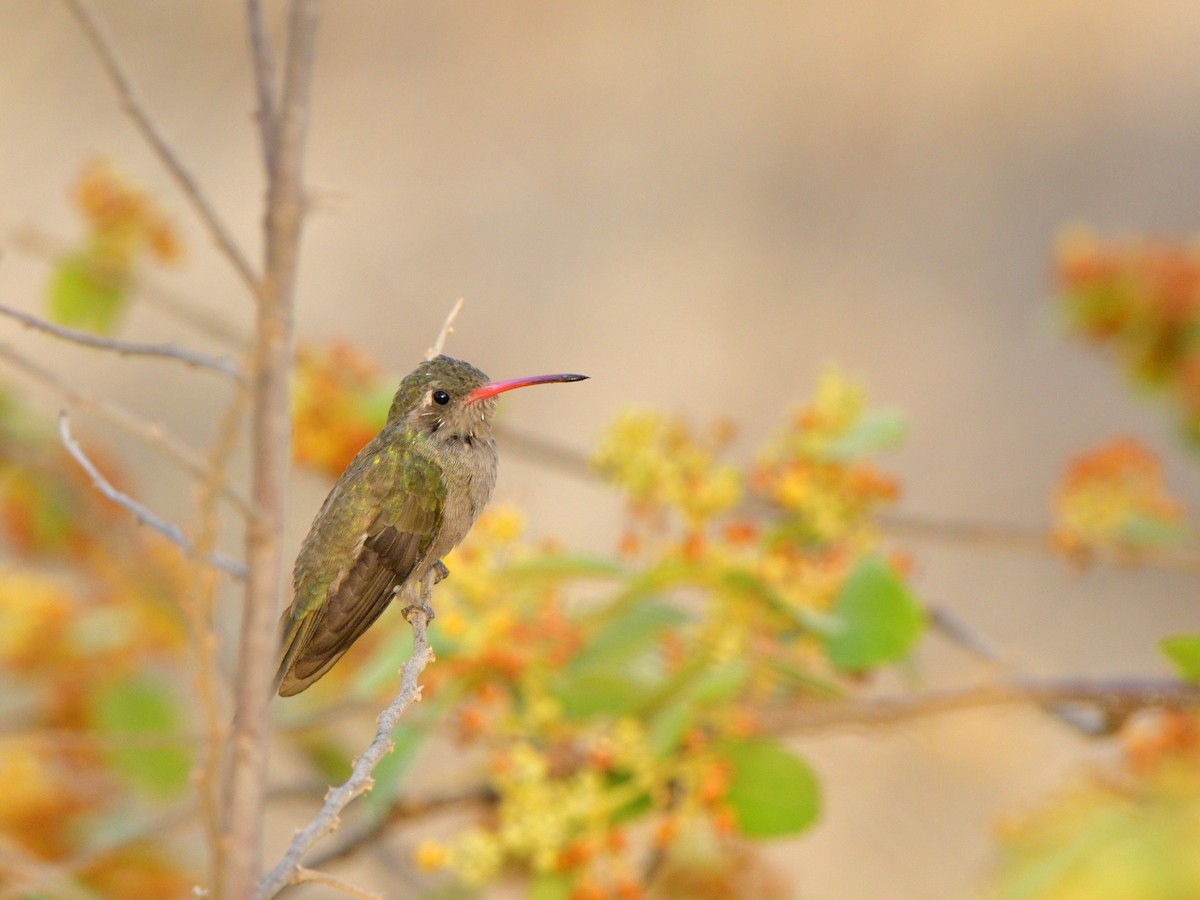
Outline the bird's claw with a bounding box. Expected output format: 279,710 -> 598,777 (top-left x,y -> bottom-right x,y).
433,560 -> 450,584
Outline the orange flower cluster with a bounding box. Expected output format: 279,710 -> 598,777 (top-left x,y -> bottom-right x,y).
1056,229 -> 1200,442
1051,436 -> 1187,557
48,160 -> 182,333
73,158 -> 181,266
291,340 -> 393,477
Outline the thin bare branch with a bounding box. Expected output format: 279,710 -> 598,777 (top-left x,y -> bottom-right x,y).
57,410 -> 247,579
306,788 -> 494,870
245,0 -> 280,173
760,676 -> 1200,733
425,297 -> 464,360
293,867 -> 383,900
8,226 -> 248,347
60,0 -> 259,293
256,584 -> 436,899
0,302 -> 243,380
0,342 -> 254,517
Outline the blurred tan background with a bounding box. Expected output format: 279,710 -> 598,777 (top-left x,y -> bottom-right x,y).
3,2 -> 1200,896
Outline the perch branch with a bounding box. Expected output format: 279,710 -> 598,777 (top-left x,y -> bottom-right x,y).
60,0 -> 259,293
425,297 -> 464,360
256,581 -> 436,899
57,410 -> 247,579
0,302 -> 243,381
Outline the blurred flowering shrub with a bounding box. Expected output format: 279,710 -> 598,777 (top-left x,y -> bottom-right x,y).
1051,436 -> 1188,559
0,388 -> 195,895
1055,228 -> 1200,444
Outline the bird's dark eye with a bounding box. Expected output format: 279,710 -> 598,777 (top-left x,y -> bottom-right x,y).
432,389 -> 451,406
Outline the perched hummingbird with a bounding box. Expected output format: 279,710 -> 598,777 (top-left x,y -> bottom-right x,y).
275,355 -> 587,696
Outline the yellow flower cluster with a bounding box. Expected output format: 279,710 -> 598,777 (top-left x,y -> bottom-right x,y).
592,409 -> 742,526
754,367 -> 899,545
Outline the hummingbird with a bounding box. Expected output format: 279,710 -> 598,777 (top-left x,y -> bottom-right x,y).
275,354 -> 587,696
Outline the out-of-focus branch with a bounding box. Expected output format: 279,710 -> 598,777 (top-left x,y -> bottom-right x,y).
60,0 -> 259,293
256,594 -> 436,899
224,2 -> 320,895
292,867 -> 382,900
760,676 -> 1200,734
306,788 -> 494,870
58,410 -> 247,579
0,302 -> 243,381
8,226 -> 248,347
0,342 -> 254,517
245,0 -> 279,173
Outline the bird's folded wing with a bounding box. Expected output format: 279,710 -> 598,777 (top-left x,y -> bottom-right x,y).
275,448 -> 445,696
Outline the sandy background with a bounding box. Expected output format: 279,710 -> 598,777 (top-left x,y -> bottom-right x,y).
4,2 -> 1200,897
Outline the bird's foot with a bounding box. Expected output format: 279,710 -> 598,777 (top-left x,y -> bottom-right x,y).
432,559 -> 450,584
402,598 -> 436,623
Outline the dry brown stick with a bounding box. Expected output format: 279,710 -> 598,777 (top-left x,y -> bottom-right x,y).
245,0 -> 280,174
224,2 -> 320,895
0,341 -> 254,517
7,226 -> 248,347
58,410 -> 247,579
60,0 -> 259,294
760,676 -> 1200,733
0,301 -> 243,380
256,596 -> 436,899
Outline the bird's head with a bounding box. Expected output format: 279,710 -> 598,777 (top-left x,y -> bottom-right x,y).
387,355 -> 587,441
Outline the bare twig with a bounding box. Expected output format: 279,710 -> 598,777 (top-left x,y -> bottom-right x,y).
293,867 -> 383,900
256,582 -> 436,899
760,677 -> 1200,733
0,302 -> 243,381
190,386 -> 252,889
0,342 -> 254,517
425,297 -> 464,360
60,0 -> 259,293
8,226 -> 248,347
224,3 -> 320,895
57,410 -> 247,579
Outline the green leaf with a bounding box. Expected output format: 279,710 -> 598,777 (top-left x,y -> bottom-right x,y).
528,873 -> 573,900
90,675 -> 191,796
555,668 -> 662,719
567,599 -> 686,674
823,555 -> 925,671
47,252 -> 129,334
825,410 -> 907,460
646,663 -> 749,755
1161,635 -> 1200,683
721,739 -> 820,838
718,568 -> 840,637
1118,515 -> 1186,548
